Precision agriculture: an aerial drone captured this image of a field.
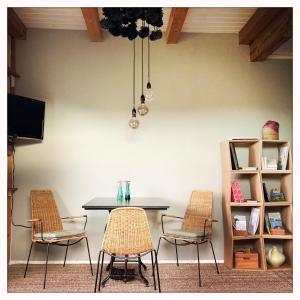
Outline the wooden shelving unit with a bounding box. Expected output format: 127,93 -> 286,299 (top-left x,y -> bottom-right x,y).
221,139 -> 293,271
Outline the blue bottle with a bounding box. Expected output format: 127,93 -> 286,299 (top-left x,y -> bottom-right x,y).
125,181 -> 131,202
117,181 -> 123,203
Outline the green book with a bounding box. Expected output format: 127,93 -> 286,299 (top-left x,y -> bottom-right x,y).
265,215 -> 271,234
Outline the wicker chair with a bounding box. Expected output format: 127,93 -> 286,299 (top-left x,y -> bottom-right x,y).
157,190 -> 219,287
94,207 -> 161,292
24,190 -> 93,289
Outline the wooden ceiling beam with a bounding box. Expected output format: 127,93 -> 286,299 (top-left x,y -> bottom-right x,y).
166,8 -> 189,44
239,8 -> 283,45
8,8 -> 26,39
81,8 -> 102,42
250,8 -> 292,62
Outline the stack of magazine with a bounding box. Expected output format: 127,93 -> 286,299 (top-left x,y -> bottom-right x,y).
265,212 -> 283,234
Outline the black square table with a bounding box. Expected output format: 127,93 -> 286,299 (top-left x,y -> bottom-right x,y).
82,197 -> 170,284
82,197 -> 170,211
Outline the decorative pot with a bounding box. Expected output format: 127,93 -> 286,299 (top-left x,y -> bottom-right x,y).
262,120 -> 279,140
266,246 -> 286,267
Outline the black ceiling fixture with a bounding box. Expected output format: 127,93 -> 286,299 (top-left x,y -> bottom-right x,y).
100,8 -> 163,41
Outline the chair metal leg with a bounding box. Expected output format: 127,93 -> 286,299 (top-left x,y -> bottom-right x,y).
98,251 -> 105,291
151,251 -> 157,290
140,259 -> 147,270
175,239 -> 179,266
154,250 -> 161,293
24,242 -> 33,278
209,240 -> 220,274
138,254 -> 149,286
155,236 -> 162,267
101,255 -> 114,287
157,236 -> 162,254
196,243 -> 202,287
85,237 -> 93,275
124,255 -> 128,283
43,243 -> 51,289
94,252 -> 101,293
63,240 -> 69,267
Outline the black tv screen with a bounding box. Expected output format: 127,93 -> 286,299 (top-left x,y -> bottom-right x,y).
8,93 -> 45,140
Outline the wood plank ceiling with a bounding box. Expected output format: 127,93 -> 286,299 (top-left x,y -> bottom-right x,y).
12,7 -> 292,60
14,7 -> 255,33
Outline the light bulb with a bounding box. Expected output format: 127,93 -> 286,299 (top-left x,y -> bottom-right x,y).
137,103 -> 149,116
137,94 -> 149,116
145,82 -> 154,102
129,108 -> 139,129
129,117 -> 139,129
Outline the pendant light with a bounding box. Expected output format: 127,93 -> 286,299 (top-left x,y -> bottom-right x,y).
129,40 -> 139,129
145,29 -> 154,102
137,32 -> 149,116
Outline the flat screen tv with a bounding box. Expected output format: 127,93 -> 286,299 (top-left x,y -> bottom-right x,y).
8,93 -> 45,140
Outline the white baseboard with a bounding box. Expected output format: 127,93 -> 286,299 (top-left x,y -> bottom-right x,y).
10,259 -> 224,265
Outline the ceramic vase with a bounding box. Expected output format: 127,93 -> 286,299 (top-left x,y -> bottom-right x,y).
266,246 -> 286,267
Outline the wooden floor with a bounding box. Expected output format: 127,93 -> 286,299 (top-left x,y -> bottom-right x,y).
8,263 -> 293,293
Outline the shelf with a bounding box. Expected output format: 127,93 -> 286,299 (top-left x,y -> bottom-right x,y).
230,139 -> 259,146
230,202 -> 261,207
263,234 -> 293,240
264,201 -> 292,206
261,170 -> 292,174
262,140 -> 289,144
221,139 -> 293,271
266,264 -> 292,271
233,235 -> 260,240
231,170 -> 258,174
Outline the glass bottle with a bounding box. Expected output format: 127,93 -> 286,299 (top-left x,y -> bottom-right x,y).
117,181 -> 123,203
125,180 -> 131,202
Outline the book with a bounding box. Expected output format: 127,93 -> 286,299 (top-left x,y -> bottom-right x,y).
278,146 -> 289,170
261,156 -> 267,169
245,199 -> 257,203
270,189 -> 285,201
248,208 -> 260,235
229,143 -> 239,170
233,215 -> 247,231
265,215 -> 271,234
267,158 -> 277,170
231,180 -> 245,202
262,182 -> 269,201
267,212 -> 283,228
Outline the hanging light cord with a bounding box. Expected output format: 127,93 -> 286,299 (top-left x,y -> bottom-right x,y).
133,39 -> 135,108
141,33 -> 144,94
147,26 -> 150,82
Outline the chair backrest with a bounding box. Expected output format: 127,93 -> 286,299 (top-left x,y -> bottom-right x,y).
181,191 -> 213,237
101,207 -> 154,256
30,190 -> 63,237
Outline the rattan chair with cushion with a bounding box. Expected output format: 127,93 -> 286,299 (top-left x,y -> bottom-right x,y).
157,190 -> 219,287
24,190 -> 93,289
94,207 -> 161,292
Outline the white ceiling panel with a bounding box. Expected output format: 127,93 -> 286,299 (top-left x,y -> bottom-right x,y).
14,7 -> 255,33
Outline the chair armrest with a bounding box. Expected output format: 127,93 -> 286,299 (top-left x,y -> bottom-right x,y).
205,218 -> 218,223
27,219 -> 45,240
162,214 -> 184,220
161,214 -> 183,234
26,218 -> 41,223
203,218 -> 218,237
61,215 -> 87,220
61,215 -> 88,230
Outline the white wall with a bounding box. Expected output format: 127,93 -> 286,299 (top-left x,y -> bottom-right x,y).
11,29 -> 292,262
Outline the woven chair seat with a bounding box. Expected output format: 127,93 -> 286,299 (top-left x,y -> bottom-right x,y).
163,229 -> 208,239
34,229 -> 86,240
